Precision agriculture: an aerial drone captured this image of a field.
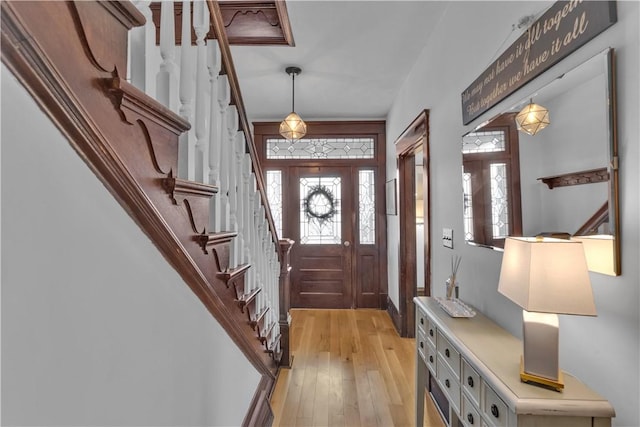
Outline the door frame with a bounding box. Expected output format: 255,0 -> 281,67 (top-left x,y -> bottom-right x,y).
395,110 -> 431,337
253,121 -> 388,309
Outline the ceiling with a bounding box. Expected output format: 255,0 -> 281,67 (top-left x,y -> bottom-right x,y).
230,1 -> 449,125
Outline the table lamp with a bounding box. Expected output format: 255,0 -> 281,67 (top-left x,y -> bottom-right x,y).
497,237 -> 596,391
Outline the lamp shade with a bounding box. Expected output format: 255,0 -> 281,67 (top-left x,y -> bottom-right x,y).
279,112 -> 307,140
498,237 -> 596,315
571,235 -> 615,275
515,101 -> 550,135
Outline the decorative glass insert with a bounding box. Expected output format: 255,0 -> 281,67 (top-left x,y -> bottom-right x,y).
267,137 -> 375,159
462,130 -> 506,154
300,176 -> 341,244
462,172 -> 474,242
490,163 -> 509,239
359,170 -> 375,244
266,170 -> 283,237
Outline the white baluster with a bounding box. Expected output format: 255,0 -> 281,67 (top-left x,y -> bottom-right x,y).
259,205 -> 267,298
247,174 -> 258,293
178,0 -> 195,180
211,73 -> 229,232
222,105 -> 238,233
242,155 -> 253,268
194,0 -> 210,183
253,197 -> 263,304
228,130 -> 240,268
271,252 -> 279,337
156,0 -> 178,110
234,132 -> 246,266
130,1 -> 157,94
207,40 -> 221,193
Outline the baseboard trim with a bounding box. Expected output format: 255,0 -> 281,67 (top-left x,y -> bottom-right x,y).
243,374 -> 274,427
387,297 -> 402,336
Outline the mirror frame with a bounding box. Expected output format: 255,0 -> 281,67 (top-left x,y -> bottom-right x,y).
461,48 -> 620,276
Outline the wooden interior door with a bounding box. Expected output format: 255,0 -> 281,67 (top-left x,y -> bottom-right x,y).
289,166 -> 354,308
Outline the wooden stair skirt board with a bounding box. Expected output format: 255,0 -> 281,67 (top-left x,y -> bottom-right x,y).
162,172 -> 218,235
1,3 -> 284,426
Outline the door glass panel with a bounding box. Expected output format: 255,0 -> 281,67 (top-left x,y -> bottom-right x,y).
359,170 -> 375,244
462,172 -> 475,242
490,163 -> 509,239
300,176 -> 341,244
267,137 -> 375,159
266,170 -> 282,237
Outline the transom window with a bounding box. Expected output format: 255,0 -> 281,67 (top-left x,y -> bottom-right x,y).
266,137 -> 375,159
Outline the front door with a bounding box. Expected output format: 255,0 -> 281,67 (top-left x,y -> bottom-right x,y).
290,166 -> 354,308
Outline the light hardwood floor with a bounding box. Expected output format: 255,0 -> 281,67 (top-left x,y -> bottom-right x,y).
270,309 -> 445,427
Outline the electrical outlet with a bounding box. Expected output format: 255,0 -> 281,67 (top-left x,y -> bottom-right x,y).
443,228 -> 453,249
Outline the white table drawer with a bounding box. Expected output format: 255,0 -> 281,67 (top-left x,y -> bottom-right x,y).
482,382 -> 509,427
437,330 -> 461,379
417,328 -> 427,362
463,358 -> 481,407
436,357 -> 461,414
426,318 -> 437,347
417,309 -> 428,335
462,393 -> 481,427
426,342 -> 437,374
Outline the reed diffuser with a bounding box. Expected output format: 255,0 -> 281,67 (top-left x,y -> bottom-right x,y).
446,255 -> 461,300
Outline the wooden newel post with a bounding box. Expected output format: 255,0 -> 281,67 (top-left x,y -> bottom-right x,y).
278,238 -> 295,368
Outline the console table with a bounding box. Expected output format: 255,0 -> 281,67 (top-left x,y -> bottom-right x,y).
414,297 -> 615,427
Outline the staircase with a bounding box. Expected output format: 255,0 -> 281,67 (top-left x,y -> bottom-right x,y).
1,1 -> 293,425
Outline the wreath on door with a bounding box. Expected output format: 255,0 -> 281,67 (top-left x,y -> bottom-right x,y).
303,185 -> 337,222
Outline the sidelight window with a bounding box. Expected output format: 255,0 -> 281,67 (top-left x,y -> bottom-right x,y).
266,170 -> 283,237
358,170 -> 376,244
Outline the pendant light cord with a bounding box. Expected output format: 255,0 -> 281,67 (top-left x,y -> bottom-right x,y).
291,72 -> 295,112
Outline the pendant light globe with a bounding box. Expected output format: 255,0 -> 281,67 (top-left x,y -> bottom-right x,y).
280,66 -> 307,140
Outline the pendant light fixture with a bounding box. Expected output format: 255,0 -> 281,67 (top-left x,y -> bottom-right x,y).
515,99 -> 550,136
279,66 -> 307,141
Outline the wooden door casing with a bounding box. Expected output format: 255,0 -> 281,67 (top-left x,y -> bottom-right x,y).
394,110 -> 431,338
254,121 -> 388,310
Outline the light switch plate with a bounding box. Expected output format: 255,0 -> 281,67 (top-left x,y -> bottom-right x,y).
443,228 -> 453,249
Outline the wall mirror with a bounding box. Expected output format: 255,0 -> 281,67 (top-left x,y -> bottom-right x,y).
461,48 -> 620,276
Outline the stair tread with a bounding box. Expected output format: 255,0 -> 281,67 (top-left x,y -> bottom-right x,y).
268,333 -> 282,352
219,263 -> 251,281
250,306 -> 269,329
237,287 -> 261,305
196,231 -> 237,247
163,174 -> 219,199
108,77 -> 190,134
260,321 -> 276,342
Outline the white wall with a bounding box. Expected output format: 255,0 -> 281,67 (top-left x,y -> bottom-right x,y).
386,1 -> 639,425
1,65 -> 261,426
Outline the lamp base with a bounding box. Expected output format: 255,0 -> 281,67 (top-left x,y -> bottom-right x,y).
520,357 -> 564,392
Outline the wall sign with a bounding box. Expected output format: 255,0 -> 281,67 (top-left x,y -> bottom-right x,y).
461,0 -> 617,125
